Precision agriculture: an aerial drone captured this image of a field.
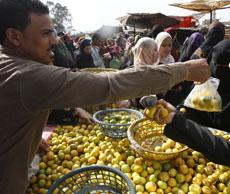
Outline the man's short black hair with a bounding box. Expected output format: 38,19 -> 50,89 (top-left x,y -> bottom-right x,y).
0,0 -> 49,44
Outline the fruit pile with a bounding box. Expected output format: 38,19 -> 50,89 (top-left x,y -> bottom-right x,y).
102,111 -> 134,125
144,105 -> 168,119
27,124 -> 230,194
131,120 -> 187,157
141,139 -> 185,154
191,95 -> 221,112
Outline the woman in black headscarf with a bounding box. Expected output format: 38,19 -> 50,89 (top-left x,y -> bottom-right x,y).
191,21 -> 225,59
184,40 -> 230,130
209,40 -> 230,107
178,22 -> 225,107
75,39 -> 96,69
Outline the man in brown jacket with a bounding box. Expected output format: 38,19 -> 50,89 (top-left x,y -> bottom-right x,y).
0,0 -> 210,194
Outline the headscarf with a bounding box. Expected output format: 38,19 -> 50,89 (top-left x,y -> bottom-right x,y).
179,32 -> 205,62
76,36 -> 85,48
132,37 -> 158,67
80,39 -> 91,52
200,21 -> 225,57
209,40 -> 230,76
155,32 -> 175,64
209,40 -> 230,106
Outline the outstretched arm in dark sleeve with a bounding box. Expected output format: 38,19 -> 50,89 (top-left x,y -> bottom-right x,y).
164,112 -> 230,166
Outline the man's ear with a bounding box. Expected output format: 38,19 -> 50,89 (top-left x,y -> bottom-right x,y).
5,28 -> 23,46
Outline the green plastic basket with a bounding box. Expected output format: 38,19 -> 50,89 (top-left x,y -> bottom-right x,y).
47,165 -> 136,194
93,108 -> 143,138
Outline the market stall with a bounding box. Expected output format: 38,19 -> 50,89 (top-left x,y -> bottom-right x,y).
27,103 -> 230,194
117,13 -> 180,29
96,25 -> 123,38
169,0 -> 230,23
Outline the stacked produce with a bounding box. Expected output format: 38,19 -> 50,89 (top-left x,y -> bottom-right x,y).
102,111 -> 136,125
144,104 -> 168,119
27,122 -> 230,194
93,108 -> 143,139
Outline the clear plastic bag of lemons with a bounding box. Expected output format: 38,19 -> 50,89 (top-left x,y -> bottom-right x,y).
184,77 -> 222,112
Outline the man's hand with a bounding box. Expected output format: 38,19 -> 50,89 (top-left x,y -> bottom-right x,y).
75,108 -> 94,124
154,99 -> 177,125
183,59 -> 211,83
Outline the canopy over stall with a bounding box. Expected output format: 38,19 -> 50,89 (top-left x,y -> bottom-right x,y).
117,13 -> 180,29
169,0 -> 230,23
96,25 -> 123,38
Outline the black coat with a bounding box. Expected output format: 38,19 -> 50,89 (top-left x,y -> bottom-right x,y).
53,48 -> 75,69
183,40 -> 230,130
75,52 -> 95,69
164,112 -> 230,166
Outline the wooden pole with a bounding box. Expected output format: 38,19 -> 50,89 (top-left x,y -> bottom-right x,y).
134,26 -> 136,37
210,10 -> 213,24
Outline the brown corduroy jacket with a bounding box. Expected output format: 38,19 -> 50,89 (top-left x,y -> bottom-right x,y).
0,45 -> 186,194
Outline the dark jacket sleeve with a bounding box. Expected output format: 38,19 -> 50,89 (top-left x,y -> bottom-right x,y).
182,103 -> 230,133
164,111 -> 230,166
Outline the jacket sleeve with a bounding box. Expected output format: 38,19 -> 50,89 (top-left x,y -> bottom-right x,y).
164,111 -> 230,166
183,104 -> 230,133
20,62 -> 186,113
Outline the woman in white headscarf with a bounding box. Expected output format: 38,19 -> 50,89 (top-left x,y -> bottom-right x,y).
156,32 -> 175,64
132,37 -> 159,67
128,37 -> 159,108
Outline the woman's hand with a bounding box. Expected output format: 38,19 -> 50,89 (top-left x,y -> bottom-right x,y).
154,99 -> 177,125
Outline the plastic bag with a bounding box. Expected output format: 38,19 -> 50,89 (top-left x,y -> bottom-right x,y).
109,58 -> 121,69
184,77 -> 222,112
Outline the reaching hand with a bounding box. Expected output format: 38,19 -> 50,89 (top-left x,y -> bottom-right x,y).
154,99 -> 177,125
75,108 -> 95,124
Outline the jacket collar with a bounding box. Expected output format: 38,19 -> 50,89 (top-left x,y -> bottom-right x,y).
0,44 -> 34,61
